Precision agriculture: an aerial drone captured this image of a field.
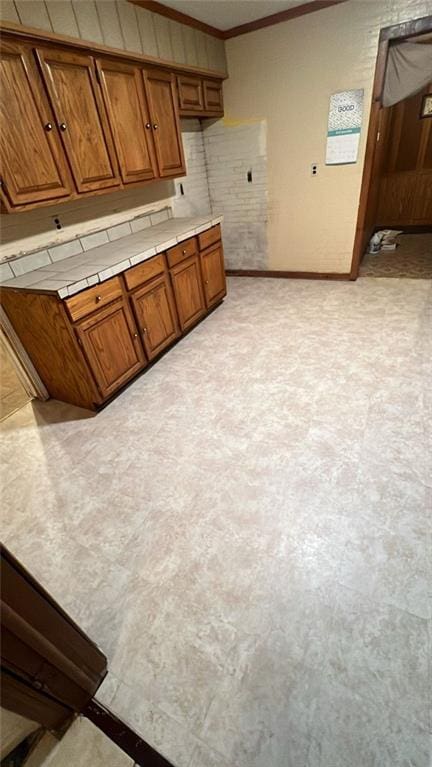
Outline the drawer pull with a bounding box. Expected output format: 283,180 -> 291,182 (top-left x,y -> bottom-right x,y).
142,327 -> 147,334
133,332 -> 138,338
205,280 -> 209,284
95,295 -> 102,303
182,249 -> 187,255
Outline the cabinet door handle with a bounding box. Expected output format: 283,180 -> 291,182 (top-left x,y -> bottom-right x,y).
145,123 -> 151,129
205,280 -> 209,284
142,327 -> 147,334
153,124 -> 158,130
45,122 -> 53,131
95,295 -> 102,303
133,332 -> 138,338
59,122 -> 67,132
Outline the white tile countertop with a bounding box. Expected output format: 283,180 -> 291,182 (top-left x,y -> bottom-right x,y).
0,215 -> 223,299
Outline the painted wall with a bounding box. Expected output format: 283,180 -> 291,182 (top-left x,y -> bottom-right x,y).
223,0 -> 431,274
203,119 -> 268,269
0,0 -> 227,72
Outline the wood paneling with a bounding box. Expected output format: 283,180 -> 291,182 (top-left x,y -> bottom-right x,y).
96,58 -> 157,184
124,254 -> 165,291
65,276 -> 123,322
131,273 -> 179,359
0,289 -> 100,409
0,16 -> 227,77
166,236 -> 197,267
143,68 -> 186,177
177,75 -> 203,112
76,298 -> 145,397
377,85 -> 432,227
200,242 -> 226,308
36,47 -> 121,192
169,253 -> 205,331
0,39 -> 72,208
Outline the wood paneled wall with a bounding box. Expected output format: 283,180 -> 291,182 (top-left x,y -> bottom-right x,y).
0,0 -> 227,72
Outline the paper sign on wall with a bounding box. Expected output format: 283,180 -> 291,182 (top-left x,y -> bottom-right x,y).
326,89 -> 364,165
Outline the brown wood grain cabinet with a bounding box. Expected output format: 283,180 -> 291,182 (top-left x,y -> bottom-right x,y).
200,242 -> 227,308
1,225 -> 226,410
76,298 -> 146,399
0,29 -> 224,212
169,253 -> 206,332
131,273 -> 179,360
36,47 -> 121,193
96,58 -> 158,185
0,39 -> 73,209
203,80 -> 224,114
177,75 -> 204,113
143,68 -> 186,178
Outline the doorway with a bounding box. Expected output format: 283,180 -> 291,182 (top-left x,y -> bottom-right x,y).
350,15 -> 432,279
0,333 -> 32,422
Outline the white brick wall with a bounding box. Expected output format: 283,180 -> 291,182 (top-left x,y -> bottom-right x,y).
172,120 -> 212,218
202,120 -> 268,269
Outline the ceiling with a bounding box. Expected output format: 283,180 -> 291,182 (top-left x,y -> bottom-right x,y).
156,0 -> 308,31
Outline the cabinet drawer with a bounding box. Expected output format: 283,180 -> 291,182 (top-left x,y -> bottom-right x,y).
124,254 -> 165,291
65,276 -> 122,322
198,225 -> 221,251
166,236 -> 197,268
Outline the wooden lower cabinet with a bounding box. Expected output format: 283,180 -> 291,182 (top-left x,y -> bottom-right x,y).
200,242 -> 227,308
131,273 -> 179,360
76,298 -> 146,398
169,253 -> 206,332
1,227 -> 226,410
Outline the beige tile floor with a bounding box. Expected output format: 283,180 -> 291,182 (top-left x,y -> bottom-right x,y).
1,276 -> 431,767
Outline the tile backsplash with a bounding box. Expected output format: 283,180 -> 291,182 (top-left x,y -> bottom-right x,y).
0,207 -> 172,282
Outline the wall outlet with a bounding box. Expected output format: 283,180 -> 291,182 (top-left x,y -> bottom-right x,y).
311,163 -> 318,177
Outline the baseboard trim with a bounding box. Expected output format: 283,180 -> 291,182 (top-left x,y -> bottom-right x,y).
225,269 -> 351,280
83,699 -> 174,767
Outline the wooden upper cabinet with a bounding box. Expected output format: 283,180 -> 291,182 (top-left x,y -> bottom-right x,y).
0,40 -> 72,209
76,298 -> 146,399
131,273 -> 179,360
96,59 -> 157,185
177,75 -> 203,113
200,242 -> 226,308
35,48 -> 121,193
143,68 -> 185,178
203,80 -> 223,114
170,253 -> 206,332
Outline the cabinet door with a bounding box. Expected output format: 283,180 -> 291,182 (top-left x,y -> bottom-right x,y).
200,242 -> 226,308
177,75 -> 203,113
131,273 -> 179,360
96,59 -> 157,185
76,299 -> 146,398
170,254 -> 206,332
0,40 -> 72,209
36,48 -> 121,193
143,68 -> 185,177
203,80 -> 223,114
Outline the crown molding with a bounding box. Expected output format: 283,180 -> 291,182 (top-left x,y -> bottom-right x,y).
129,1 -> 225,39
129,0 -> 348,40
